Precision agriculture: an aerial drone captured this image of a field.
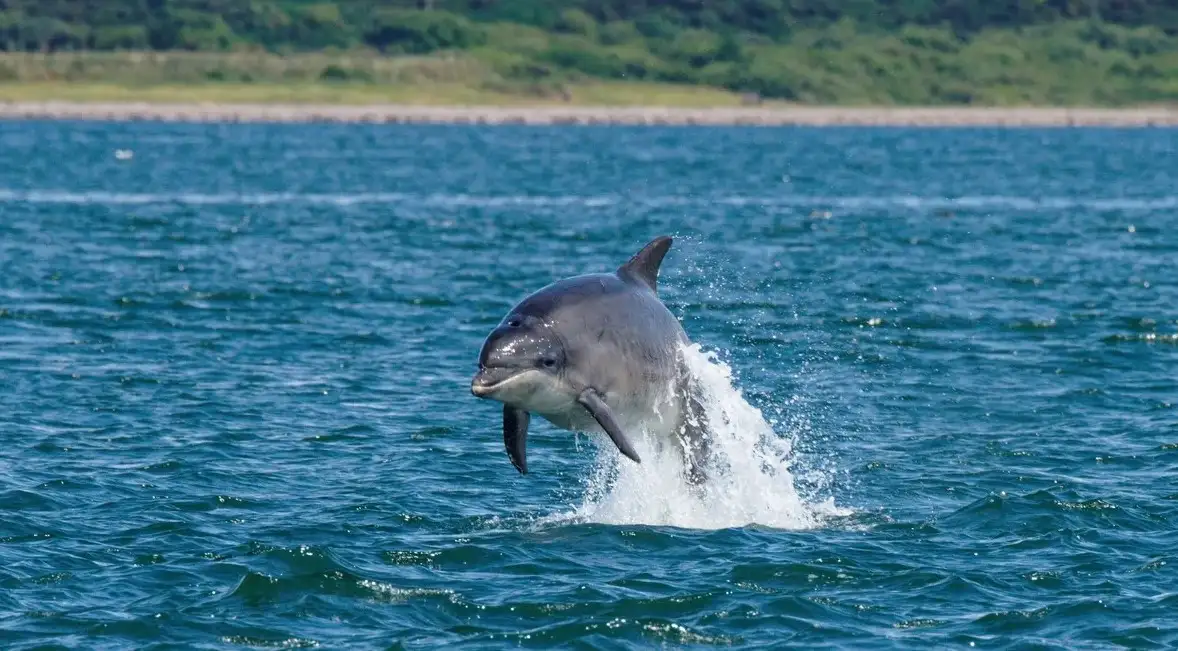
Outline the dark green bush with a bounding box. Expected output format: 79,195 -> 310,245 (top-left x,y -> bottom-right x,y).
364,10 -> 486,54
92,25 -> 149,49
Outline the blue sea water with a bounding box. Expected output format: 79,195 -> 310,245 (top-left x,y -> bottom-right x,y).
0,121 -> 1176,650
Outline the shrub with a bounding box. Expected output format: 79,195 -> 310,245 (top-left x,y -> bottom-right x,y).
364,10 -> 486,54
92,25 -> 149,50
599,21 -> 640,45
554,9 -> 596,39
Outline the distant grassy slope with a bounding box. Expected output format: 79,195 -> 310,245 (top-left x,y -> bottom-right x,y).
0,82 -> 751,106
0,1 -> 1176,105
0,52 -> 753,106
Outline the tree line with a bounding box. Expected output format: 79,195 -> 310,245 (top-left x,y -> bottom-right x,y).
1,0 -> 1175,53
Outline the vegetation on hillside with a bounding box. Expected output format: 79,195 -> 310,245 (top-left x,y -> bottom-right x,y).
1,1 -> 1177,105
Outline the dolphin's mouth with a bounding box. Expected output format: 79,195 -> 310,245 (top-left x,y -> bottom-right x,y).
471,366 -> 528,397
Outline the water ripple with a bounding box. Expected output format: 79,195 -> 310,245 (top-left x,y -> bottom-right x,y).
0,122 -> 1175,649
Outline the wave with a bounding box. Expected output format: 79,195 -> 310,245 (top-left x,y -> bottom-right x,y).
0,189 -> 1175,211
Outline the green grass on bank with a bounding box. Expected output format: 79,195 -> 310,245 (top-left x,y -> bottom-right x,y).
2,18 -> 1178,107
0,80 -> 753,107
0,51 -> 761,106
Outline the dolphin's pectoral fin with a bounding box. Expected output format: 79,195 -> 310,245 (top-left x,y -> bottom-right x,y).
503,406 -> 530,475
577,389 -> 642,464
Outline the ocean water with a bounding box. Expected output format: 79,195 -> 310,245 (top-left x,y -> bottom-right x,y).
1,121 -> 1175,650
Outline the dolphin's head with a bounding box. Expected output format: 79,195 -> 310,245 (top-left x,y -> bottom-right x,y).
471,312 -> 572,410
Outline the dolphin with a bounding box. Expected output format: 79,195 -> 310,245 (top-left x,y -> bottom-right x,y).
470,236 -> 710,482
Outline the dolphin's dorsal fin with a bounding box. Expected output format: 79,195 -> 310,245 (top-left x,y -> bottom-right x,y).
617,236 -> 672,294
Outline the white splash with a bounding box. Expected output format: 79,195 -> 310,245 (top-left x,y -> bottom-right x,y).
549,342 -> 849,531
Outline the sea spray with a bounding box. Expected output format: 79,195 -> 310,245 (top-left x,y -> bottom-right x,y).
553,342 -> 848,530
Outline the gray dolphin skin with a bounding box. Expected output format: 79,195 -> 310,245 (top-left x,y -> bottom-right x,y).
471,236 -> 710,482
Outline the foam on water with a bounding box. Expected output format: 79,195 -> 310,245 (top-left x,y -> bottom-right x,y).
548,342 -> 849,531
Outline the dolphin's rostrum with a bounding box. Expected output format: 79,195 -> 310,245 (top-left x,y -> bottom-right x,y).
471,236 -> 709,481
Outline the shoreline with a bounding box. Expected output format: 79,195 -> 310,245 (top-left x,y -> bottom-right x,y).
2,101 -> 1178,126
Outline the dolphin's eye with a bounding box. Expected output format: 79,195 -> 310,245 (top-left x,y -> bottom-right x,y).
541,358 -> 557,369
507,317 -> 522,328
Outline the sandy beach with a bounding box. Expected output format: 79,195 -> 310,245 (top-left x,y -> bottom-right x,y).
1,101 -> 1177,126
